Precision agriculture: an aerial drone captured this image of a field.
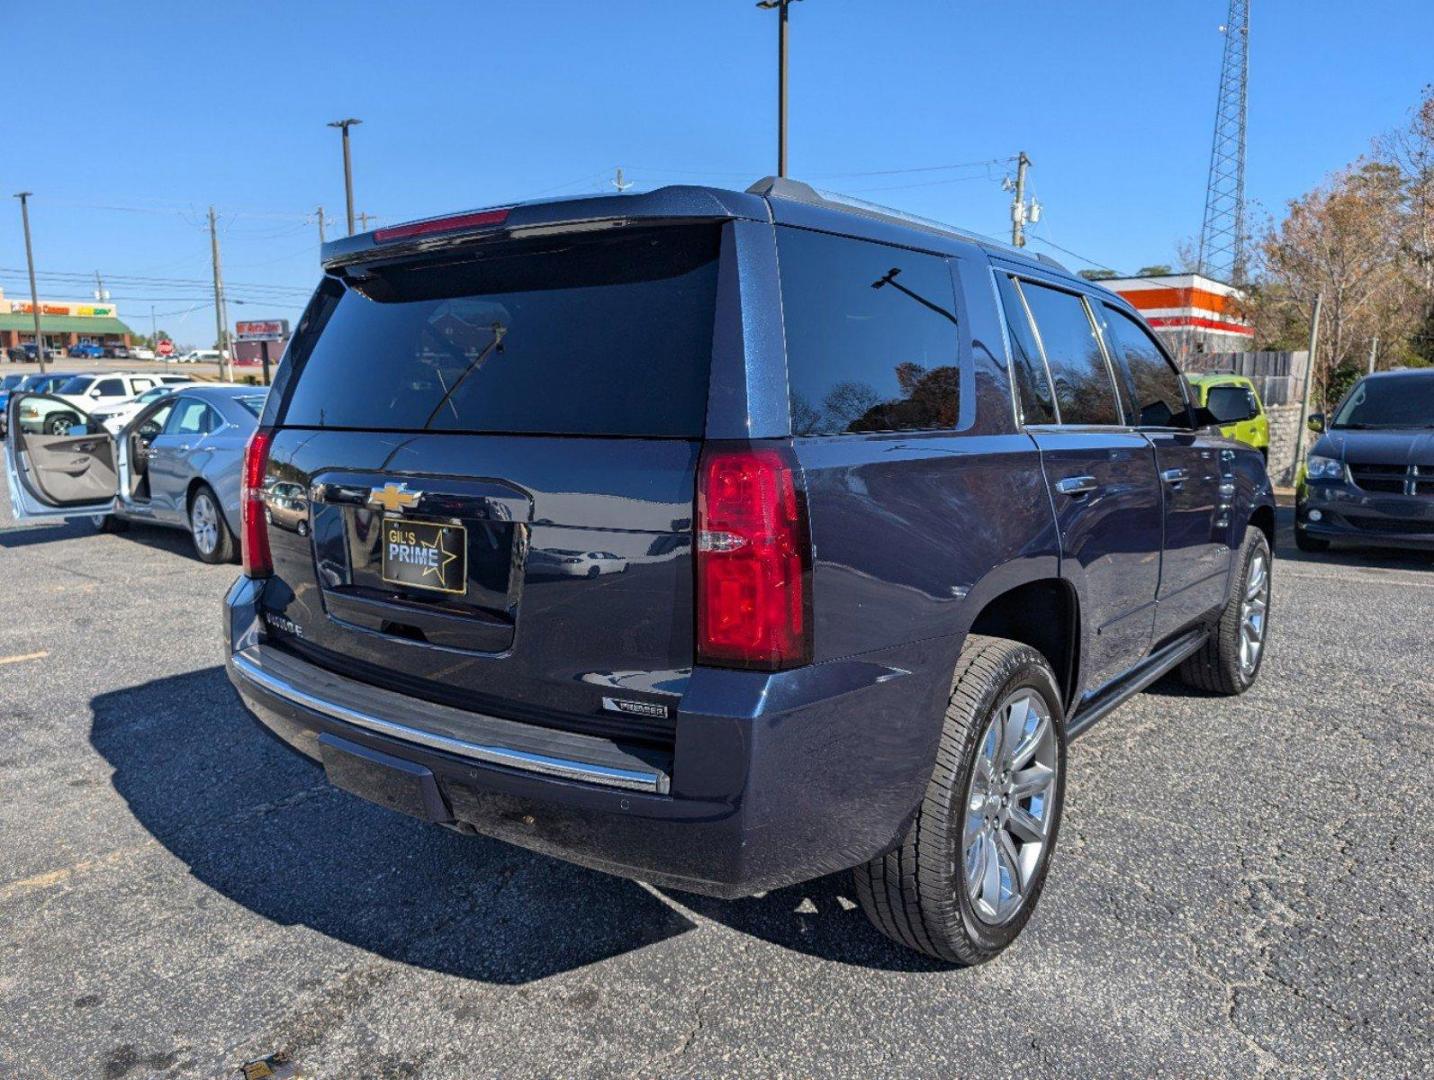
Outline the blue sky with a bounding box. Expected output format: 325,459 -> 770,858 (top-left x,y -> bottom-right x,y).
3,0 -> 1429,346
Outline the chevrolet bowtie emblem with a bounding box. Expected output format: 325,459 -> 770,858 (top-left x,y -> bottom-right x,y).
369,482 -> 422,513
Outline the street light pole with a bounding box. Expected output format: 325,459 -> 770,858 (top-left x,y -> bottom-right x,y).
757,0 -> 801,178
327,118 -> 362,235
13,192 -> 46,374
1291,292 -> 1323,481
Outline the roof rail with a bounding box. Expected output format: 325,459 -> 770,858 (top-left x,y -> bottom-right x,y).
745,175 -> 1068,272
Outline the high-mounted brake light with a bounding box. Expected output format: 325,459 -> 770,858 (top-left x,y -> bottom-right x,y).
373,207 -> 511,243
696,444 -> 812,671
240,427 -> 273,578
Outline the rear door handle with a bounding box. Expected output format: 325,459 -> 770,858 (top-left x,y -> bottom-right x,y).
1055,475 -> 1098,496
1162,468 -> 1188,486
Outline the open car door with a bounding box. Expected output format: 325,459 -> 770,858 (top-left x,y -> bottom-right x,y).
4,392 -> 120,521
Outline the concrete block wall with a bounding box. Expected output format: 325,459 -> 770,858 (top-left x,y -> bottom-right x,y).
1265,403 -> 1303,486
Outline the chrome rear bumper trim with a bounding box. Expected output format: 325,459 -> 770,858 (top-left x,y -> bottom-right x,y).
230,652 -> 667,794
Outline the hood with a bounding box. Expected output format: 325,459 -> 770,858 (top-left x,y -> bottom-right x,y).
1314,428 -> 1434,467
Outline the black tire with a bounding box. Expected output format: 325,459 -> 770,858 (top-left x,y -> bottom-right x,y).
1179,527 -> 1272,695
45,413 -> 79,436
188,484 -> 236,564
853,635 -> 1067,965
1294,526 -> 1329,553
91,514 -> 129,533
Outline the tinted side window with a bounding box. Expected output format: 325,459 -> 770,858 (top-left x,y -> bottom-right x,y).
1018,282 -> 1119,426
95,378 -> 125,397
165,398 -> 212,436
995,274 -> 1055,424
1103,306 -> 1188,427
779,228 -> 960,435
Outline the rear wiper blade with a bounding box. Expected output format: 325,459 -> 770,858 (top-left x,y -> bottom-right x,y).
421,322 -> 508,429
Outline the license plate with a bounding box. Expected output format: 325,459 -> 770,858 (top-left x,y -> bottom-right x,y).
381,516 -> 467,594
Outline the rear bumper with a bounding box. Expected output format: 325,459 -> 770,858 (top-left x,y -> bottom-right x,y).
224,576 -> 948,898
1297,481 -> 1434,550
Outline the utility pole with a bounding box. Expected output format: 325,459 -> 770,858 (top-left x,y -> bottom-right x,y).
151,305 -> 157,347
327,118 -> 362,235
756,0 -> 801,177
611,167 -> 633,192
316,205 -> 327,245
356,211 -> 376,231
208,206 -> 233,382
1367,334 -> 1379,375
14,192 -> 46,374
1291,292 -> 1323,479
1009,152 -> 1035,248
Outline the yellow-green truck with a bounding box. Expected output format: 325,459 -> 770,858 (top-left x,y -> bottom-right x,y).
1187,373 -> 1269,461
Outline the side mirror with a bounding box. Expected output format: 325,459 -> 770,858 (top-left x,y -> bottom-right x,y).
1204,386 -> 1259,425
1307,412 -> 1325,433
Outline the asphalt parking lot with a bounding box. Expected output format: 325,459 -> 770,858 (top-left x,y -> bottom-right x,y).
1,489 -> 1430,1079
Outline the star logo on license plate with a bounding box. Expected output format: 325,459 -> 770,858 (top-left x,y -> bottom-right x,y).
369,482 -> 421,513
421,531 -> 459,581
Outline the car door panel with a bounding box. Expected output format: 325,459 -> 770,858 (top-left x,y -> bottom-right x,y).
1033,431 -> 1162,692
993,270 -> 1162,694
1146,433 -> 1233,637
148,397 -> 214,522
3,393 -> 118,519
1096,303 -> 1234,642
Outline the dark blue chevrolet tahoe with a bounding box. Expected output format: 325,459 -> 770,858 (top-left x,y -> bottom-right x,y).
225,178 -> 1275,964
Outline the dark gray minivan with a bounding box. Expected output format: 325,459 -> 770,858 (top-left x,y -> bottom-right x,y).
225,178 -> 1274,963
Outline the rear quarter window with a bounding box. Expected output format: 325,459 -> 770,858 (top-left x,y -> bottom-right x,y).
777,227 -> 964,435
1102,305 -> 1189,427
279,225 -> 721,438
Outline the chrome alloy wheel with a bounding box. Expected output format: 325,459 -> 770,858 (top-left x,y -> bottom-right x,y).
1239,548 -> 1270,677
963,689 -> 1059,925
190,492 -> 219,556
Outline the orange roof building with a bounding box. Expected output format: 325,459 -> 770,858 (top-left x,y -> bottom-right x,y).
1097,273 -> 1252,362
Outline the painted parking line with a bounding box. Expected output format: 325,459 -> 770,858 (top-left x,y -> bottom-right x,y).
0,650 -> 49,666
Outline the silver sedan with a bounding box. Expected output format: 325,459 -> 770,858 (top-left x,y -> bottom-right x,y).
5,384 -> 267,562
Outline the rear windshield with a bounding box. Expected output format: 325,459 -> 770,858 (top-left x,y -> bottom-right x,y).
236,394 -> 266,417
280,224 -> 721,437
57,376 -> 95,394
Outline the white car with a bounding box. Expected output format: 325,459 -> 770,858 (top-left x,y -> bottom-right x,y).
177,349 -> 229,364
89,384 -> 189,434
130,347 -> 157,361
24,372 -> 164,435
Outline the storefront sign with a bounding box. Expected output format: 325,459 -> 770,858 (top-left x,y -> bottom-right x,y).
235,319 -> 290,342
12,301 -> 116,318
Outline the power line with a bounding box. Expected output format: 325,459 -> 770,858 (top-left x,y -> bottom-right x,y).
0,266 -> 310,294
812,158 -> 1011,179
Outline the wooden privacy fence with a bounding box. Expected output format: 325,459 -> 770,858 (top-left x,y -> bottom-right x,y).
1179,350 -> 1309,407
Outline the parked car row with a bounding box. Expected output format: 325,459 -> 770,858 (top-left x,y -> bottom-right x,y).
6,343 -> 179,363
11,371 -> 195,437
5,382 -> 265,562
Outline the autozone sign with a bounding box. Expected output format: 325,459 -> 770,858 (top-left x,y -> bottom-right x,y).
235,319 -> 290,342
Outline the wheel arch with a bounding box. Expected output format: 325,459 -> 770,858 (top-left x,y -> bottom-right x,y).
1248,501 -> 1275,551
964,577 -> 1080,713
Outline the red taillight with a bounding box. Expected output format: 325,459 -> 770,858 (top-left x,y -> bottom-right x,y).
241,427 -> 273,578
373,207 -> 511,243
696,444 -> 811,671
